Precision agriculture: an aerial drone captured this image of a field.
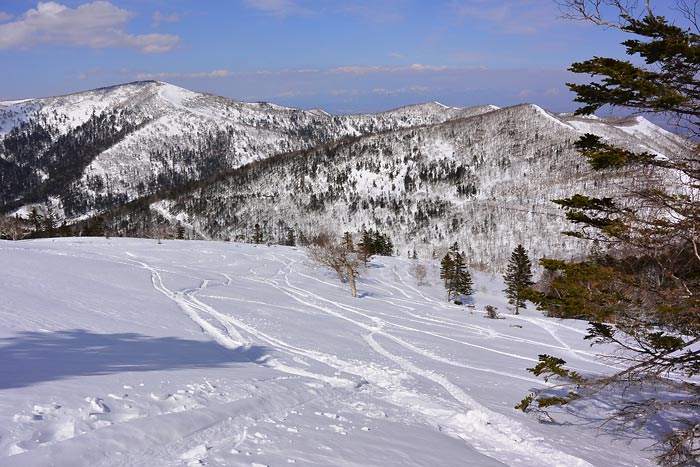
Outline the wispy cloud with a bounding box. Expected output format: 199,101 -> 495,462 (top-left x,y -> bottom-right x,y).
0,11 -> 13,22
0,2 -> 180,53
453,0 -> 558,34
241,0 -> 315,17
135,64 -> 488,81
136,70 -> 235,80
152,11 -> 179,28
326,64 -> 481,75
371,85 -> 431,95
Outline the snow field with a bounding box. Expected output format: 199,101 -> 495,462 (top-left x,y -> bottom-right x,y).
0,238 -> 654,466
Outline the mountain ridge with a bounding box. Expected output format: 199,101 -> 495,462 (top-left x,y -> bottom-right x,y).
0,81 -> 690,270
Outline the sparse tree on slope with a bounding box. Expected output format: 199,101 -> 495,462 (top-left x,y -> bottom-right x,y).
517,3 -> 700,465
308,232 -> 363,297
503,244 -> 533,314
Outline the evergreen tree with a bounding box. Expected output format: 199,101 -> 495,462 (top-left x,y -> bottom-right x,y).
343,231 -> 353,251
58,221 -> 72,237
440,253 -> 455,300
43,206 -> 57,238
92,216 -> 105,237
285,228 -> 296,246
357,229 -> 373,266
252,223 -> 263,244
503,244 -> 533,314
517,3 -> 700,464
27,207 -> 42,235
454,252 -> 474,297
440,249 -> 473,302
176,222 -> 186,240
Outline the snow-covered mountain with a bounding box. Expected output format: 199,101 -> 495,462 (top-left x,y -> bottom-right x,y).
0,82 -> 690,270
0,81 -> 491,217
0,238 -> 657,467
117,103 -> 689,271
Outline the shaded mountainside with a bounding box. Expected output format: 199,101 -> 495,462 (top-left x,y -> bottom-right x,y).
108,103 -> 690,271
0,81 -> 489,217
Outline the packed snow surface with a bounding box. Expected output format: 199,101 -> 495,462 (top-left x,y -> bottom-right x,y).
0,238 -> 654,466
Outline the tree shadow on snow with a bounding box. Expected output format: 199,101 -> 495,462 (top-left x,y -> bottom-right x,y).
521,380 -> 696,449
0,329 -> 268,390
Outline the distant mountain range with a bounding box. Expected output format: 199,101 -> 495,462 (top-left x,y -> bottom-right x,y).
0,81 -> 689,270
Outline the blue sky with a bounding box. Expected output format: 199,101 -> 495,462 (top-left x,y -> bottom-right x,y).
0,0 -> 652,113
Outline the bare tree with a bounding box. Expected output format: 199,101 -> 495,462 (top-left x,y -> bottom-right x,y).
308,232 -> 363,297
409,261 -> 428,286
0,215 -> 31,240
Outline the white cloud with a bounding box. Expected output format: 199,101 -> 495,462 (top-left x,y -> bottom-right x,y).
0,2 -> 180,53
136,70 -> 235,80
0,12 -> 13,22
242,0 -> 314,16
152,11 -> 179,28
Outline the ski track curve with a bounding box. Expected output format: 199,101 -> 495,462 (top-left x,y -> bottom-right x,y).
3,243 -> 613,466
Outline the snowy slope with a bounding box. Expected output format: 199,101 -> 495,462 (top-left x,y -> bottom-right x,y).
0,238 -> 656,466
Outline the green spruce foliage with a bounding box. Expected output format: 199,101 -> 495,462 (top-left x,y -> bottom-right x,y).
519,3 -> 700,465
440,244 -> 473,302
503,244 -> 533,314
357,229 -> 394,263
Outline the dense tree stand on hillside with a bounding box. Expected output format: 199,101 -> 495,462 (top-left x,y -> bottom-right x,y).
517,2 -> 700,465
503,244 -> 533,314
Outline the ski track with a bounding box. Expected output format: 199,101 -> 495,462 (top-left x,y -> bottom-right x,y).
141,247 -> 595,466
237,262 -> 593,466
1,242 -> 622,466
